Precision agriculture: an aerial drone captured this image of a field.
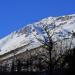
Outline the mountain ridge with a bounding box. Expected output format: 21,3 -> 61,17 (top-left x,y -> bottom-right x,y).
0,14 -> 75,55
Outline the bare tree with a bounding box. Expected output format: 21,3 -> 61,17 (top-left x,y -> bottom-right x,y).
33,22 -> 56,74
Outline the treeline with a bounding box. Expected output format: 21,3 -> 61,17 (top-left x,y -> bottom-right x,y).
0,48 -> 75,75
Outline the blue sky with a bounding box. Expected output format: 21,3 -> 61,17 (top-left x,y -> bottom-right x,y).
0,0 -> 75,38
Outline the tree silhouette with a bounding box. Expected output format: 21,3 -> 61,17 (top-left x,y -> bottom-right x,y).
33,23 -> 56,74
11,61 -> 15,72
16,59 -> 21,72
63,48 -> 75,75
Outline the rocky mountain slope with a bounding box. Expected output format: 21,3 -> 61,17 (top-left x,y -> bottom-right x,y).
0,14 -> 75,55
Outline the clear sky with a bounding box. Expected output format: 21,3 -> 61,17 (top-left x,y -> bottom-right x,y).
0,0 -> 75,38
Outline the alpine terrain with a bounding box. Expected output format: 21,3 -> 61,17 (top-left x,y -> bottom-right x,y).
0,14 -> 75,73
0,14 -> 75,55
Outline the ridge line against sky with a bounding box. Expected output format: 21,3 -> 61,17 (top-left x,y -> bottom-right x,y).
0,0 -> 75,39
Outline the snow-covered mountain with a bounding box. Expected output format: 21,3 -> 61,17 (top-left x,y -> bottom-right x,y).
0,14 -> 75,55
